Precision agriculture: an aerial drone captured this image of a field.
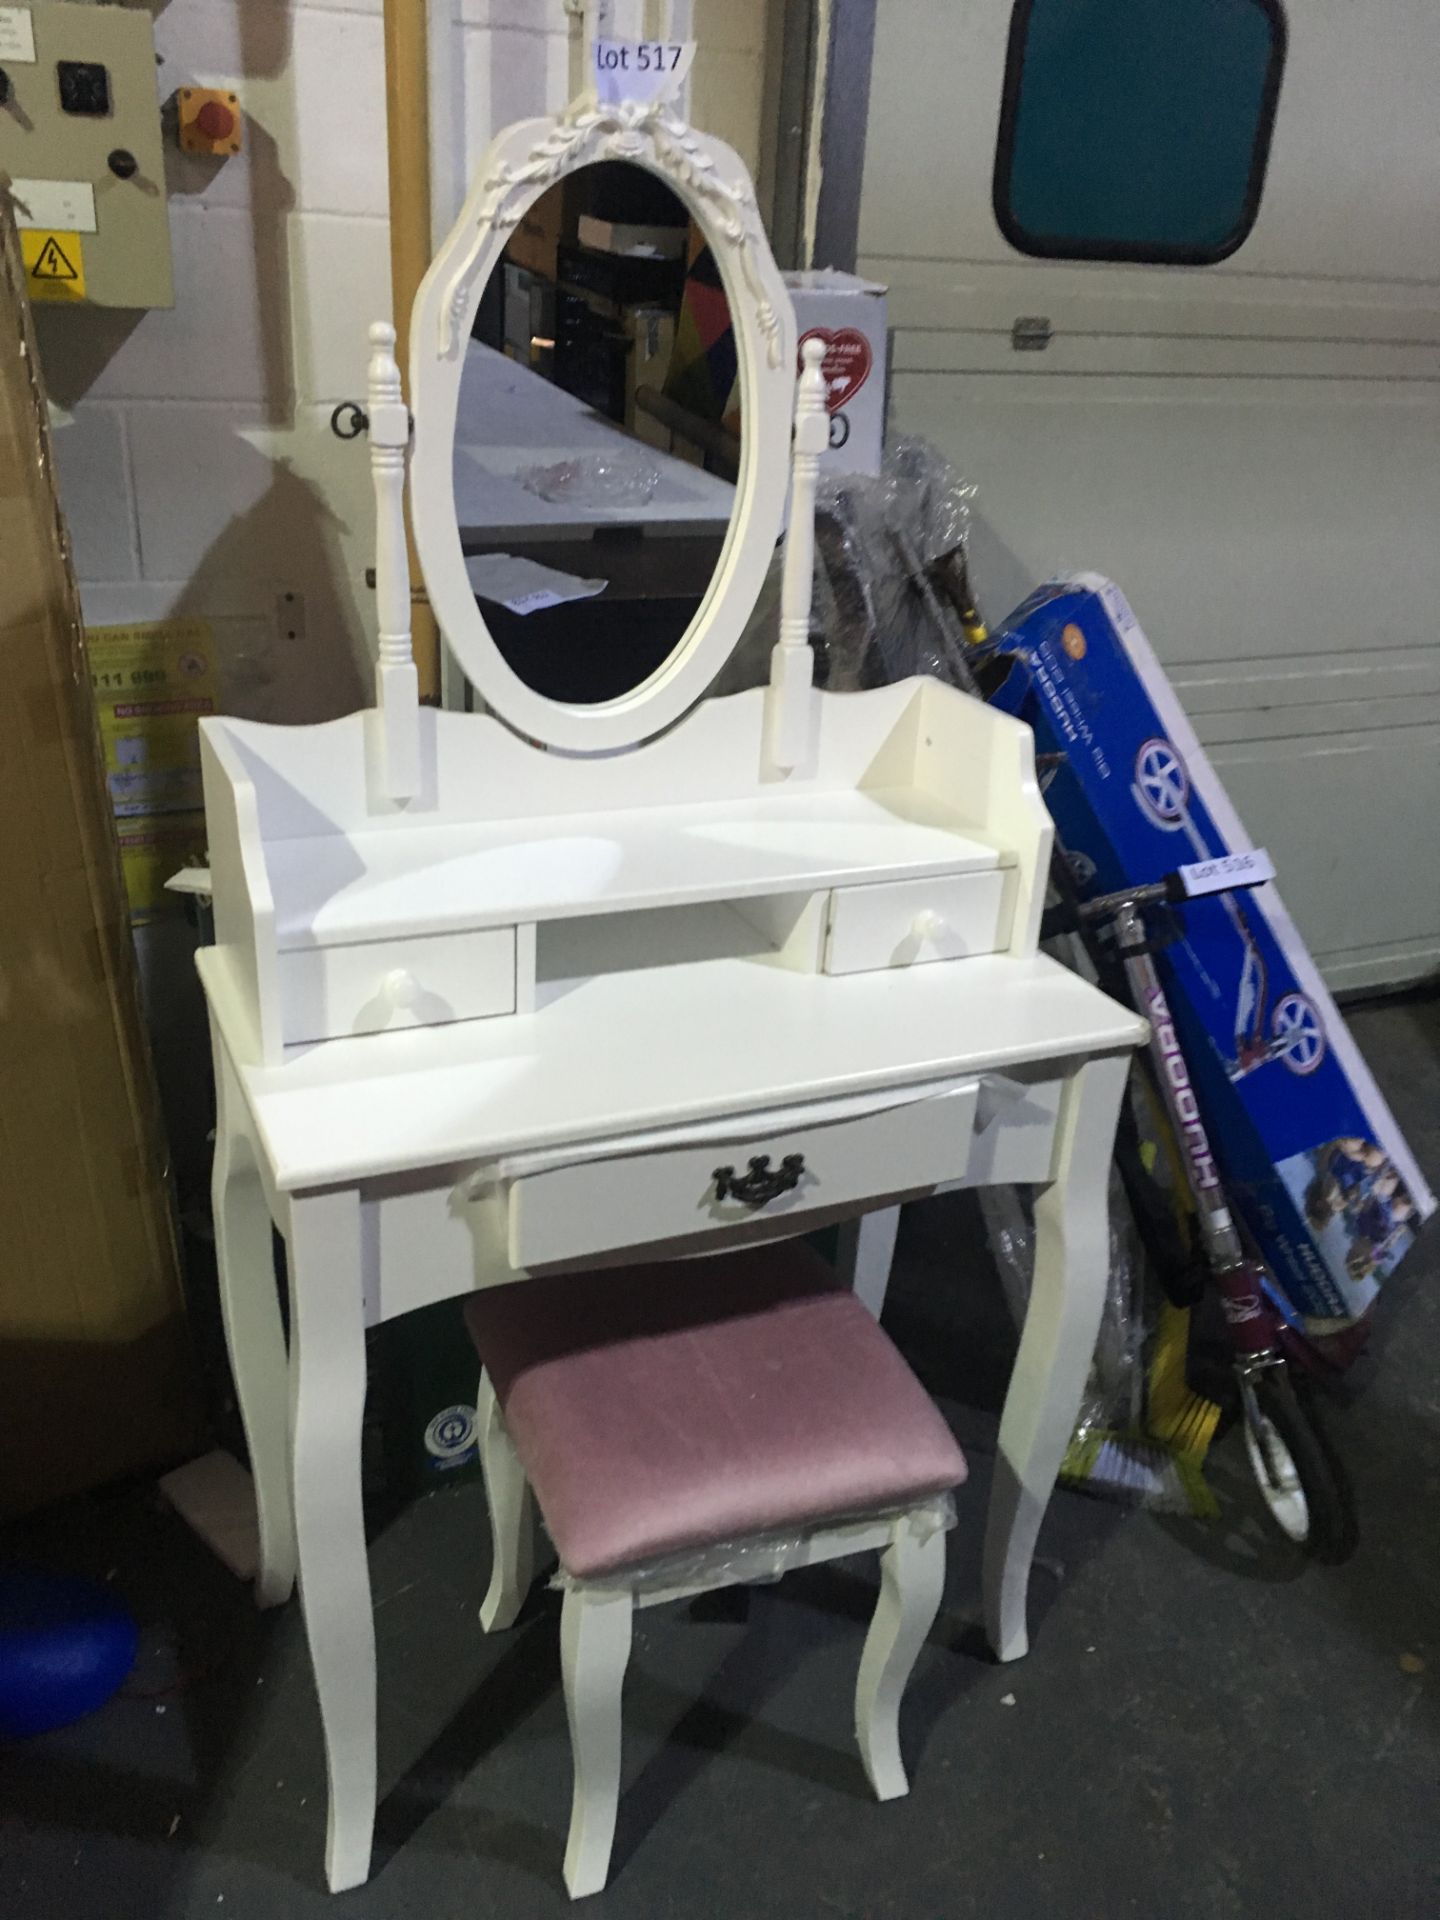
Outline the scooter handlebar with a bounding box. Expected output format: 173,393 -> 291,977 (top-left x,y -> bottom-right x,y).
1050,868 -> 1271,934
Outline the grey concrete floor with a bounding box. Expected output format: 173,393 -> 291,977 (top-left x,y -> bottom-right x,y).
3,995 -> 1437,1920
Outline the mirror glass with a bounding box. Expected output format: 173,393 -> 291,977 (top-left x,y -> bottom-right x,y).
994,0 -> 1285,264
453,161 -> 741,706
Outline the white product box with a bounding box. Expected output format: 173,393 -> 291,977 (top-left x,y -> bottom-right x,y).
784,271 -> 888,476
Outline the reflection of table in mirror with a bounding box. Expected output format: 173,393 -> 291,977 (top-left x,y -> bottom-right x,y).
451,344 -> 740,702
453,342 -> 734,544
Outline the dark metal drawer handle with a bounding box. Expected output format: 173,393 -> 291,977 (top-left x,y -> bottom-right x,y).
712,1154 -> 805,1207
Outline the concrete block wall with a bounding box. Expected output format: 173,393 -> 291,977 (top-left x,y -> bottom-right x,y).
37,0 -> 768,727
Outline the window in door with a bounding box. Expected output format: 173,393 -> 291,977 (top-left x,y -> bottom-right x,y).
993,0 -> 1287,265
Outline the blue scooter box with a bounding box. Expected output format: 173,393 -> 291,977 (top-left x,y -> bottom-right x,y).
990,575 -> 1433,1334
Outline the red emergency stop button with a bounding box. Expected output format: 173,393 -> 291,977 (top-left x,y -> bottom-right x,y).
194,99 -> 235,141
177,87 -> 243,156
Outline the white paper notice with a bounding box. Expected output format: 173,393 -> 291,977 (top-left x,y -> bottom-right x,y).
1178,848 -> 1276,898
592,39 -> 695,106
10,179 -> 98,235
466,552 -> 607,617
0,9 -> 36,64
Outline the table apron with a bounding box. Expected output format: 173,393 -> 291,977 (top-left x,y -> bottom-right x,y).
335,1067 -> 1067,1327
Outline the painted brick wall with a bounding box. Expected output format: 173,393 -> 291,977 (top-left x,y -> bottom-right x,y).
36,0 -> 766,727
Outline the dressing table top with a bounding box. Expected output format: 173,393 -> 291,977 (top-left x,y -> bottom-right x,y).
202,942 -> 1144,1192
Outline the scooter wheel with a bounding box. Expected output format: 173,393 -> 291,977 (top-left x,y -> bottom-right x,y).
1241,1370 -> 1358,1564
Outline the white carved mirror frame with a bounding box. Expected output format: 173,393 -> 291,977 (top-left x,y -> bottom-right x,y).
406,98 -> 799,757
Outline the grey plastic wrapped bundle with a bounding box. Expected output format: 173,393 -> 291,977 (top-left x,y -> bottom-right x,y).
814,435 -> 982,691
717,434 -> 984,697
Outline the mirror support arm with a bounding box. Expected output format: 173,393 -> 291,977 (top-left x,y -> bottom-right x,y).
367,320 -> 421,804
767,336 -> 827,774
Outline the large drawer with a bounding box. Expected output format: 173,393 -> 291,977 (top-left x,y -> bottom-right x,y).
823,871 -> 1010,975
276,926 -> 516,1044
503,1079 -> 979,1270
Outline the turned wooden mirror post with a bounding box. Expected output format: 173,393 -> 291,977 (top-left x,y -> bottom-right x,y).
768,335 -> 829,772
367,320 -> 420,803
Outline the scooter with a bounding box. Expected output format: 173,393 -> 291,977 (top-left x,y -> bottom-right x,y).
1046,869 -> 1358,1562
905,546 -> 1359,1558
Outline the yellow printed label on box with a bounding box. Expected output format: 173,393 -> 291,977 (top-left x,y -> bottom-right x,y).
21,228 -> 86,303
88,620 -> 218,918
116,810 -> 210,921
89,618 -> 217,818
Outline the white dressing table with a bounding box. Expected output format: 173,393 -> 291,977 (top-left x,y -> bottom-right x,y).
198,65 -> 1145,1895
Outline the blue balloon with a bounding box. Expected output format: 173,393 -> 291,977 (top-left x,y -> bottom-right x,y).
0,1568 -> 139,1738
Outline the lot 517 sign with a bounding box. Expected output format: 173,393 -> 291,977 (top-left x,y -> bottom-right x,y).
593,38 -> 694,104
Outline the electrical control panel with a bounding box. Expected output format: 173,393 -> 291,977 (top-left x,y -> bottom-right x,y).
0,3 -> 172,309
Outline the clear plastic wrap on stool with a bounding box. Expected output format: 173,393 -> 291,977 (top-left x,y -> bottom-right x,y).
549,1493 -> 957,1600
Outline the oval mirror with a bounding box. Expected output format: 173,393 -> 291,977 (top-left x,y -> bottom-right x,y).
410,110 -> 795,754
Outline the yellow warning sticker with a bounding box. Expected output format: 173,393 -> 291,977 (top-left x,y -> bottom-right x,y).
20,229 -> 86,303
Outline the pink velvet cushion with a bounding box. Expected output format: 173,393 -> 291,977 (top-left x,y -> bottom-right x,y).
463,1242 -> 967,1581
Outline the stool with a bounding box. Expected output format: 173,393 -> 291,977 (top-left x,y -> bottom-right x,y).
464,1241 -> 967,1898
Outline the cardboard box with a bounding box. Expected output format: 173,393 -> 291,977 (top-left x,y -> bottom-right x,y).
622,304 -> 676,445
991,574 -> 1435,1336
784,270 -> 888,476
502,261 -> 549,364
87,617 -> 217,922
0,198 -> 197,1516
577,213 -> 687,261
504,177 -> 577,281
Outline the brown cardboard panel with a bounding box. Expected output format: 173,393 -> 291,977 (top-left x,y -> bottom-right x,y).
0,1324 -> 198,1518
505,177 -> 578,280
0,862 -> 126,1069
0,196 -> 198,1518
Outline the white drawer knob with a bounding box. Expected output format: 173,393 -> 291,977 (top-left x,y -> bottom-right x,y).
382,966 -> 421,1009
911,909 -> 946,942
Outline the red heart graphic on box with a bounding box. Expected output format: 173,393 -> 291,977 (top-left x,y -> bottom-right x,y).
797,326 -> 873,413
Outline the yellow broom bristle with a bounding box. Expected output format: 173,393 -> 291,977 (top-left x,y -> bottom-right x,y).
1147,1301 -> 1222,1455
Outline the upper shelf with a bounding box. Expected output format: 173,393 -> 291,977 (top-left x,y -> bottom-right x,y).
267,784 -> 1010,949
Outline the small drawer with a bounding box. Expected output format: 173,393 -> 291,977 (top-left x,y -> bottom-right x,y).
277,926 -> 516,1044
504,1080 -> 979,1270
823,871 -> 1010,975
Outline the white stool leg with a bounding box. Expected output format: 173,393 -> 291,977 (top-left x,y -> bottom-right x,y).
476,1371 -> 534,1632
836,1204 -> 901,1320
560,1587 -> 633,1899
855,1519 -> 946,1801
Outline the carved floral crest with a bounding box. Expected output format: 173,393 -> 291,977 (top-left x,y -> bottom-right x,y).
439,97 -> 783,367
